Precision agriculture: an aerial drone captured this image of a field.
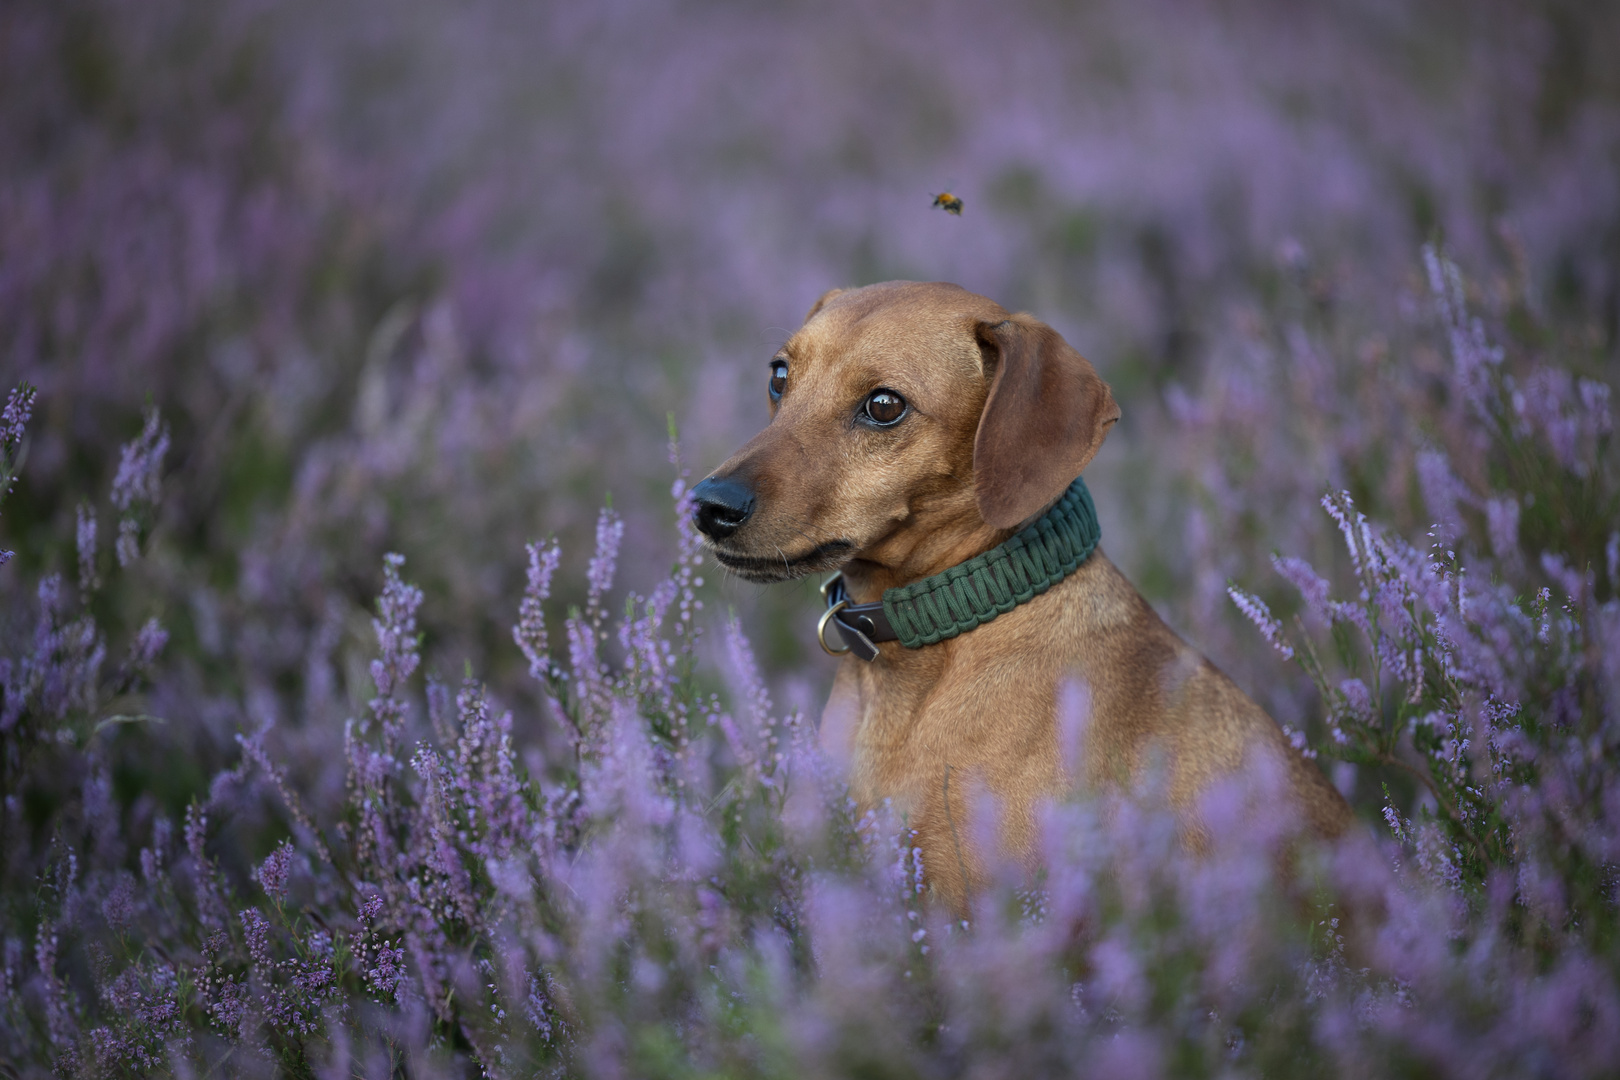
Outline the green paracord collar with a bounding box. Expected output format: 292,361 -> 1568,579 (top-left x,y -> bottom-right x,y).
818,476 -> 1101,661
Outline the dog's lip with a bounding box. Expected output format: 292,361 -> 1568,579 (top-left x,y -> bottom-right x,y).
708,538 -> 855,580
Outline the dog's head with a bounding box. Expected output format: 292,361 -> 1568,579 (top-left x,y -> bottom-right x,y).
692,281 -> 1119,585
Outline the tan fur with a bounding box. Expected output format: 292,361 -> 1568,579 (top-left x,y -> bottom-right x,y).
700,281 -> 1350,910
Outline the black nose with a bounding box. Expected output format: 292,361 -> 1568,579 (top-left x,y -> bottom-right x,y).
690,476 -> 756,541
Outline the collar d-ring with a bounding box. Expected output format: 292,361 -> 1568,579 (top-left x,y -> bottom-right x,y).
817,574 -> 892,661
817,600 -> 852,656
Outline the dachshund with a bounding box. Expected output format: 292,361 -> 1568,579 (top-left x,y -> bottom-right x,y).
691,281 -> 1350,909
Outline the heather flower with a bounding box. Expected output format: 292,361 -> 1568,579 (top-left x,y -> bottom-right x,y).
1424,245 -> 1502,416
75,504 -> 99,593
183,802 -> 208,864
138,818 -> 168,885
33,928 -> 74,1049
525,971 -> 562,1044
618,576 -> 683,752
1415,449 -> 1470,542
241,908 -> 273,966
1226,586 -> 1293,659
1485,496 -> 1519,561
237,725 -> 332,864
0,384 -> 34,449
2,573 -> 107,731
584,506 -> 623,625
100,875 -> 138,933
110,408 -> 170,514
205,978 -> 250,1038
447,678 -> 533,858
120,616 -> 168,685
0,385 -> 34,562
365,940 -> 406,1004
350,894 -> 407,1005
256,840 -> 295,901
563,610 -> 605,747
1336,677 -> 1372,726
1271,554 -> 1332,624
109,407 -> 169,566
721,613 -> 787,789
114,517 -> 141,569
514,538 -> 561,680
1320,490 -> 1375,582
368,552 -> 422,747
408,743 -> 479,923
1056,676 -> 1092,778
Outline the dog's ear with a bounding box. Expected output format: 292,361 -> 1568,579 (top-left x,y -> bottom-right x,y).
973,314 -> 1119,529
804,287 -> 847,322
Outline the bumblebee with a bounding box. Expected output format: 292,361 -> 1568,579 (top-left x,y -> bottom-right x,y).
931,192 -> 964,215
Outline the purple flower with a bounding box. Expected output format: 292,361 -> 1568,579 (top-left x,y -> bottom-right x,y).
585,506 -> 624,621
110,409 -> 169,514
240,908 -> 272,966
1320,490 -> 1375,582
1337,678 -> 1373,722
206,978 -> 250,1038
526,971 -> 561,1043
1226,586 -> 1293,660
1415,449 -> 1470,542
2,385 -> 39,566
0,384 -> 35,449
109,407 -> 169,567
113,518 -> 138,569
122,617 -> 168,684
1272,554 -> 1332,625
514,538 -> 561,680
1424,245 -> 1502,416
183,803 -> 208,864
368,552 -> 423,747
75,504 -> 99,593
256,840 -> 295,901
101,876 -> 138,933
365,939 -> 406,1004
1485,496 -> 1519,561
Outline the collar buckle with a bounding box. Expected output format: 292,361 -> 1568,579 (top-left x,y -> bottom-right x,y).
817,574 -> 887,662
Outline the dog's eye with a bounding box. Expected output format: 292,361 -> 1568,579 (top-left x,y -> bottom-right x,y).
768,361 -> 787,403
863,390 -> 907,426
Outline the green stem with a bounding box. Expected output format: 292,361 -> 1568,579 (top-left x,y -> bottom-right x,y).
1375,749 -> 1492,868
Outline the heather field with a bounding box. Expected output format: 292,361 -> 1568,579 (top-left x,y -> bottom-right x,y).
2,0 -> 1618,1076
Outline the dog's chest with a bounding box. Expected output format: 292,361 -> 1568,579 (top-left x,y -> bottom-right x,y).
834,651 -> 946,811
826,614 -> 1071,820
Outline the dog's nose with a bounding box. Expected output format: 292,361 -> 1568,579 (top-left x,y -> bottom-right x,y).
690,476 -> 756,541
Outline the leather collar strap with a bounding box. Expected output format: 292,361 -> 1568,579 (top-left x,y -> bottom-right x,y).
817,476 -> 1100,662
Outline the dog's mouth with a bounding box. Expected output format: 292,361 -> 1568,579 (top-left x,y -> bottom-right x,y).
708,538 -> 855,583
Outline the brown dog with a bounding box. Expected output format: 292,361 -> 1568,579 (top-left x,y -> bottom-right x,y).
692,281 -> 1350,909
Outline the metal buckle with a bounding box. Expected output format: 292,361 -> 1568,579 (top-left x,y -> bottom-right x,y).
819,573 -> 842,602
818,572 -> 879,661
817,600 -> 852,656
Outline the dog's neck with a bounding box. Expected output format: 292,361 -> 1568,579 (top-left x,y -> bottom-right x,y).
838,521 -> 1015,605
836,489 -> 1080,605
